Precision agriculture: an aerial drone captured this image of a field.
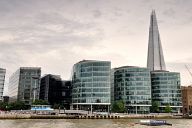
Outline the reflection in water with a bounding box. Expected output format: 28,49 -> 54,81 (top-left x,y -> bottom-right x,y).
0,119 -> 192,128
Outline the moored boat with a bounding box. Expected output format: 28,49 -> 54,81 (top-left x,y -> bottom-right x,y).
140,120 -> 172,126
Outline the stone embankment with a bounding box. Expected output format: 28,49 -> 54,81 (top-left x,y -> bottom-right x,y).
0,113 -> 120,119
0,112 -> 182,119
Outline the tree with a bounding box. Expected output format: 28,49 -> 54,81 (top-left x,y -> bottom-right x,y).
32,99 -> 49,105
0,101 -> 29,111
53,103 -> 60,109
0,102 -> 8,111
8,101 -> 29,110
112,100 -> 125,113
165,105 -> 172,113
150,101 -> 159,113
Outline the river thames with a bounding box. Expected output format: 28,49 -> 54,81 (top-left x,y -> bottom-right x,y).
0,119 -> 191,128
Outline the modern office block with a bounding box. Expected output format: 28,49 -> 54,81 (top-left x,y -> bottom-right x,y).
151,71 -> 182,113
181,86 -> 192,114
114,66 -> 151,114
8,67 -> 41,104
147,10 -> 166,71
40,74 -> 72,109
72,60 -> 111,112
62,80 -> 72,109
0,68 -> 6,101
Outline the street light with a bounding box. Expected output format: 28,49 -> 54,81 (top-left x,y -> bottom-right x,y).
64,107 -> 65,113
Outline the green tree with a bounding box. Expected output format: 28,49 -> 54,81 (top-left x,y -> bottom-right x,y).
112,100 -> 125,113
164,105 -> 172,113
8,101 -> 28,110
150,101 -> 159,113
0,102 -> 8,111
53,103 -> 60,109
32,99 -> 49,105
0,101 -> 29,111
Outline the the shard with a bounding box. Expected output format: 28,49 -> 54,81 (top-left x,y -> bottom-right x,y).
147,10 -> 166,71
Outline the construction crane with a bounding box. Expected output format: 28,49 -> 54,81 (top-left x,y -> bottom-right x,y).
185,65 -> 192,78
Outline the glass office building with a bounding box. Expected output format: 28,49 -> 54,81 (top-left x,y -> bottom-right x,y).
0,68 -> 6,101
114,66 -> 151,114
151,71 -> 182,113
40,74 -> 72,109
72,60 -> 111,112
8,67 -> 41,104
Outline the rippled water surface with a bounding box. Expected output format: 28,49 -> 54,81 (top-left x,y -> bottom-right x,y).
0,119 -> 192,128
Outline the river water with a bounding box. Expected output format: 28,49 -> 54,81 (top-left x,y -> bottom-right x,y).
0,119 -> 192,128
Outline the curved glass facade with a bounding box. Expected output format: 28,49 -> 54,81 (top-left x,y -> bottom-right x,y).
151,71 -> 182,113
114,66 -> 151,114
72,60 -> 111,111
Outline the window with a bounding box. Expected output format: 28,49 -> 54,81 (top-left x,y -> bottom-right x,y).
62,92 -> 66,96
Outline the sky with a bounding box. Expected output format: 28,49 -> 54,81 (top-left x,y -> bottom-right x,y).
1,0 -> 192,95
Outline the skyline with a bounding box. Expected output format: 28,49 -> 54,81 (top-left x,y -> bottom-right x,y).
1,0 -> 192,95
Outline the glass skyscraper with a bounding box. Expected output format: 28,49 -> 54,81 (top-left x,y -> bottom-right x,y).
0,68 -> 6,101
151,71 -> 182,113
114,66 -> 151,114
147,10 -> 166,71
8,67 -> 41,104
72,60 -> 111,112
146,10 -> 182,113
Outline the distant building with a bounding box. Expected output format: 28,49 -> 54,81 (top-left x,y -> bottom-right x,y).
62,80 -> 72,109
8,67 -> 41,104
151,71 -> 182,113
113,66 -> 151,114
181,86 -> 192,114
0,68 -> 6,101
147,10 -> 166,71
40,74 -> 72,109
72,60 -> 111,112
147,10 -> 182,113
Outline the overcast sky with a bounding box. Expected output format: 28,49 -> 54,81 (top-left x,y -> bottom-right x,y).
1,0 -> 192,94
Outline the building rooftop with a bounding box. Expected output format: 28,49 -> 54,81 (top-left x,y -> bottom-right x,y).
113,66 -> 147,70
76,59 -> 111,64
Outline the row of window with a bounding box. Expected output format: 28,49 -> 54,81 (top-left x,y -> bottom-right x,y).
72,98 -> 110,103
152,94 -> 181,97
73,88 -> 110,93
115,77 -> 151,82
80,62 -> 110,67
152,90 -> 181,93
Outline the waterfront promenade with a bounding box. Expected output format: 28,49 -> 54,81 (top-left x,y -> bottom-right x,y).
0,110 -> 183,119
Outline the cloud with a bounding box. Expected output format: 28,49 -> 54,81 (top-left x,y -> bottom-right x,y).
0,0 -> 192,96
162,8 -> 175,18
92,10 -> 102,18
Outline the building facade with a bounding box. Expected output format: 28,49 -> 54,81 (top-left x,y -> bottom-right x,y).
151,71 -> 182,113
0,68 -> 6,101
114,66 -> 151,114
72,60 -> 111,112
40,74 -> 72,109
181,86 -> 192,114
8,67 -> 41,104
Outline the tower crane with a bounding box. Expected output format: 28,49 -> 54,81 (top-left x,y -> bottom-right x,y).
185,65 -> 192,86
185,65 -> 192,78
